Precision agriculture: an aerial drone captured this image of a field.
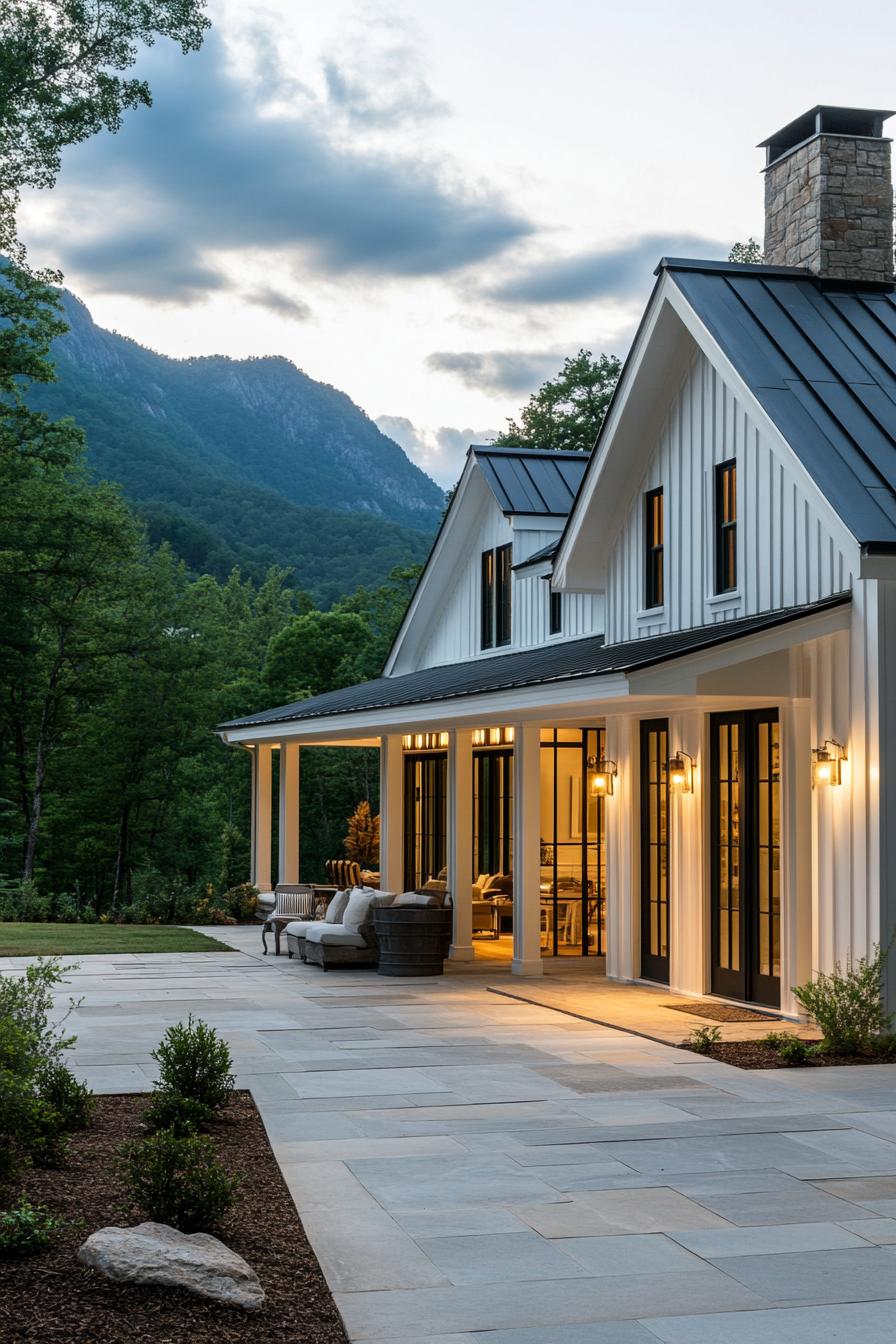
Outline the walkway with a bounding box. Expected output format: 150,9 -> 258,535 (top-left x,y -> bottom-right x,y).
19,932 -> 896,1343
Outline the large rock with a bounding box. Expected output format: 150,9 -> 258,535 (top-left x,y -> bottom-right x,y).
78,1221 -> 265,1312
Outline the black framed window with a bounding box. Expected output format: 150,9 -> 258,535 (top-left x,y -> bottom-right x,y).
714,460 -> 737,593
644,487 -> 664,609
549,589 -> 562,636
403,751 -> 447,891
481,543 -> 512,648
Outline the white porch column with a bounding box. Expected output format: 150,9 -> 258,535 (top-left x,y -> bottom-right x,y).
278,742 -> 300,884
604,715 -> 638,982
668,709 -> 706,996
512,721 -> 543,975
379,733 -> 404,895
781,700 -> 812,1018
252,743 -> 273,891
448,728 -> 475,960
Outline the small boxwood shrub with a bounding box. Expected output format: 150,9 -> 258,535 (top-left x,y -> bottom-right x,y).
793,945 -> 894,1055
221,883 -> 258,922
38,1062 -> 94,1131
120,1130 -> 240,1232
152,1016 -> 234,1114
687,1025 -> 722,1054
142,1090 -> 214,1136
0,1197 -> 66,1256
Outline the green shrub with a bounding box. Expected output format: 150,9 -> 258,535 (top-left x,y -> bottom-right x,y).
50,893 -> 81,924
0,960 -> 86,1183
776,1036 -> 813,1066
119,1129 -> 240,1231
152,1016 -> 234,1113
142,1090 -> 214,1136
38,1062 -> 93,1131
220,884 -> 258,922
0,1197 -> 66,1256
761,1031 -> 790,1050
792,945 -> 893,1055
687,1025 -> 722,1054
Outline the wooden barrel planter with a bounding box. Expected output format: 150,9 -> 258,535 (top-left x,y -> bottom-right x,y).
374,906 -> 453,977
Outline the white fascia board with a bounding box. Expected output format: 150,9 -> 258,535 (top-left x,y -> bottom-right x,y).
663,281 -> 862,565
382,455 -> 476,676
218,672 -> 633,746
552,273 -> 674,591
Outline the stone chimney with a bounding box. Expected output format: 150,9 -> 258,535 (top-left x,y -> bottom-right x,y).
760,105 -> 895,283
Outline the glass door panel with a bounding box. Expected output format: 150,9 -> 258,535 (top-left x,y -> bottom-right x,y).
640,720 -> 670,984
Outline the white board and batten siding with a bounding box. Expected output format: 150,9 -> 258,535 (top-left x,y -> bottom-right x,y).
604,350 -> 858,646
415,511 -> 602,671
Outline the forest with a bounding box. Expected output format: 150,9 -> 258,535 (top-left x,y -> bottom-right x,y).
0,257 -> 424,918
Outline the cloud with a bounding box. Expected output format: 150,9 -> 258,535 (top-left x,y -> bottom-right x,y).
490,233 -> 728,304
43,32 -> 530,303
321,11 -> 449,129
244,288 -> 313,321
376,415 -> 499,487
425,347 -> 570,395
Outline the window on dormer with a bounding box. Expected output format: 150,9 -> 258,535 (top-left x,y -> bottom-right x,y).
549,589 -> 562,636
644,487 -> 664,609
481,543 -> 512,649
714,460 -> 737,594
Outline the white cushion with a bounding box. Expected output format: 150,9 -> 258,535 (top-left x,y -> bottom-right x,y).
393,892 -> 441,907
324,890 -> 350,924
284,920 -> 322,938
304,925 -> 367,948
370,891 -> 396,908
342,887 -> 375,929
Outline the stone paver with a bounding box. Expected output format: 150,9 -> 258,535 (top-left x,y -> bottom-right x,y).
13,925 -> 895,1343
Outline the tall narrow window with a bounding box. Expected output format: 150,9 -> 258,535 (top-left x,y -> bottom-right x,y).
549,589 -> 562,636
715,460 -> 737,593
496,543 -> 512,646
481,544 -> 512,649
644,487 -> 664,609
481,550 -> 495,648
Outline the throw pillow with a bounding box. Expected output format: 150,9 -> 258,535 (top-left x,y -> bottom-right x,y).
324,890 -> 350,924
342,887 -> 375,929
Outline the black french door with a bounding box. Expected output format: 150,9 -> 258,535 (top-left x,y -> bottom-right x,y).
403,752 -> 447,891
473,749 -> 513,877
640,719 -> 670,984
710,710 -> 780,1007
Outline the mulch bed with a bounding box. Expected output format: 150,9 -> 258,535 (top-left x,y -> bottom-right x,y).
665,1002 -> 778,1023
679,1038 -> 896,1069
0,1092 -> 348,1344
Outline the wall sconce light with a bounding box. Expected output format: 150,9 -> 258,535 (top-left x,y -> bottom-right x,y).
668,750 -> 695,794
587,757 -> 617,796
812,738 -> 846,787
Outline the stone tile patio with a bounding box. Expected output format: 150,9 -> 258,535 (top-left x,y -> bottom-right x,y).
7,927 -> 896,1343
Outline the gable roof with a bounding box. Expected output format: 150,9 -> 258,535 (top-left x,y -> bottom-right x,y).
220,593 -> 848,732
472,446 -> 589,516
664,259 -> 896,546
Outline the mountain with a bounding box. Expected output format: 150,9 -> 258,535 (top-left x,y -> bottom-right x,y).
27,292 -> 444,604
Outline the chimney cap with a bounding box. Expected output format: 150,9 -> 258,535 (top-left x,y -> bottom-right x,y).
759,104 -> 894,166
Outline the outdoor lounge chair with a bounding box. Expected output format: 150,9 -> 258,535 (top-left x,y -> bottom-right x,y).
261,884 -> 318,955
285,887 -> 396,969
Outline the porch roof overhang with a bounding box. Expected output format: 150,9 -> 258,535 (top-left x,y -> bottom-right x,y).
217,593 -> 850,746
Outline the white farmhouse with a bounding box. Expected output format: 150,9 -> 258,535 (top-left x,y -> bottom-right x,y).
219,105 -> 896,1014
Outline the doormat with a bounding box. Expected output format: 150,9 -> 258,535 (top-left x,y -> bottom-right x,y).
665,1001 -> 778,1023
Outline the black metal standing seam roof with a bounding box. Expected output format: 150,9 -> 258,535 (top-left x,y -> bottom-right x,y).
513,539 -> 559,570
472,446 -> 590,515
219,593 -> 849,731
663,260 -> 896,545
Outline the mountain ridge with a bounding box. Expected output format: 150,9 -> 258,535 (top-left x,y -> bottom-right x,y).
26,291 -> 444,603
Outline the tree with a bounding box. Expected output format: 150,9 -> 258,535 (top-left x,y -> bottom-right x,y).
262,609 -> 372,705
492,349 -> 621,454
729,239 -> 764,264
343,800 -> 379,867
0,0 -> 210,259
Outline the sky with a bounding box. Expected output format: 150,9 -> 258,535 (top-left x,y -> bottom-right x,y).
19,0 -> 896,486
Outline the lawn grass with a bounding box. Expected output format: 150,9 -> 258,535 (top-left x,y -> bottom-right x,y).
0,922 -> 236,956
